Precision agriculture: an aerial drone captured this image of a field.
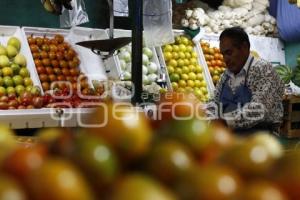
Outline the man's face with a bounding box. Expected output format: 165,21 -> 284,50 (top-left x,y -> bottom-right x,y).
220,37 -> 249,74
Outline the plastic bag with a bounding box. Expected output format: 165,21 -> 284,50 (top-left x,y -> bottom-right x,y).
114,0 -> 129,17
143,0 -> 174,47
60,0 -> 89,28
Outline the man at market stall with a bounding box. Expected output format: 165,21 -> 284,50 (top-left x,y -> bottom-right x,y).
207,27 -> 285,134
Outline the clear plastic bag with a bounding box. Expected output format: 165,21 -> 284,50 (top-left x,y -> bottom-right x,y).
60,0 -> 89,28
143,0 -> 174,47
114,0 -> 129,17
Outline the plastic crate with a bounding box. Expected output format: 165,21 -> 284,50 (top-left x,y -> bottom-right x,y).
0,25 -> 42,93
22,26 -> 108,92
105,29 -> 165,85
155,29 -> 215,98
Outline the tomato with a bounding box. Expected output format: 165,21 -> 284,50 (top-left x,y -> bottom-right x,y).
42,58 -> 51,66
2,144 -> 47,182
30,44 -> 39,53
39,74 -> 48,82
45,67 -> 54,75
88,103 -> 153,160
36,37 -> 43,47
27,159 -> 95,200
54,34 -> 64,44
34,59 -> 43,67
51,60 -> 59,68
28,36 -> 36,45
147,140 -> 195,183
112,174 -> 176,200
42,82 -> 50,91
49,44 -> 57,52
175,165 -> 242,200
0,174 -> 27,200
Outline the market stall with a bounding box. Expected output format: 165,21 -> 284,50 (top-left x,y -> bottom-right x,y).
1,0 -> 300,199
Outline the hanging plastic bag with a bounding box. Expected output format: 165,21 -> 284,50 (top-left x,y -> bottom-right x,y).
60,0 -> 89,28
143,0 -> 174,47
114,0 -> 129,17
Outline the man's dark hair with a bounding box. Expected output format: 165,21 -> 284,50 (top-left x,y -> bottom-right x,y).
219,27 -> 250,49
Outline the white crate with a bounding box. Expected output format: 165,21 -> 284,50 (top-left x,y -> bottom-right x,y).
68,27 -> 109,82
0,25 -> 42,93
105,29 -> 164,84
0,108 -> 61,129
156,29 -> 215,97
22,26 -> 108,91
59,108 -> 96,127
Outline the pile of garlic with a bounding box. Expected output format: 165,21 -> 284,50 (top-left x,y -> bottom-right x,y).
181,0 -> 278,37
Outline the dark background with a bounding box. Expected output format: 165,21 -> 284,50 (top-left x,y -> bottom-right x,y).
0,0 -> 131,29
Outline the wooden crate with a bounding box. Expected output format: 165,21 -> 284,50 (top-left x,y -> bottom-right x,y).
280,95 -> 300,138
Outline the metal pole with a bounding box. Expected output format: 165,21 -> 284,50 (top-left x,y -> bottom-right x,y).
131,0 -> 143,105
107,0 -> 114,39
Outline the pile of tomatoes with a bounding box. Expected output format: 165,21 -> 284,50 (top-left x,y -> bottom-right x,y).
201,41 -> 226,85
0,93 -> 299,200
28,34 -> 88,93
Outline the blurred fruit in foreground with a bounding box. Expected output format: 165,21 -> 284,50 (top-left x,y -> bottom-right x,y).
2,144 -> 47,183
175,165 -> 241,200
112,174 -> 176,200
147,140 -> 195,184
27,159 -> 95,200
155,92 -> 204,126
239,180 -> 288,200
0,174 -> 27,200
88,103 -> 153,160
160,118 -> 212,156
0,124 -> 17,164
73,133 -> 120,187
273,151 -> 300,200
220,134 -> 280,177
199,122 -> 234,164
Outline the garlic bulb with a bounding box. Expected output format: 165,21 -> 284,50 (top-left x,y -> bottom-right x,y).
218,5 -> 232,12
188,18 -> 197,25
185,9 -> 193,18
181,18 -> 189,27
189,23 -> 198,30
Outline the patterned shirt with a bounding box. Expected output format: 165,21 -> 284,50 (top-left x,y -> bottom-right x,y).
207,56 -> 285,130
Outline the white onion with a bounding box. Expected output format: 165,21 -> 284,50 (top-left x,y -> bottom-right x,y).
123,71 -> 131,80
142,54 -> 149,66
148,74 -> 158,83
143,75 -> 150,85
143,47 -> 153,59
147,62 -> 158,74
143,65 -> 148,75
119,51 -> 131,63
119,59 -> 127,70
